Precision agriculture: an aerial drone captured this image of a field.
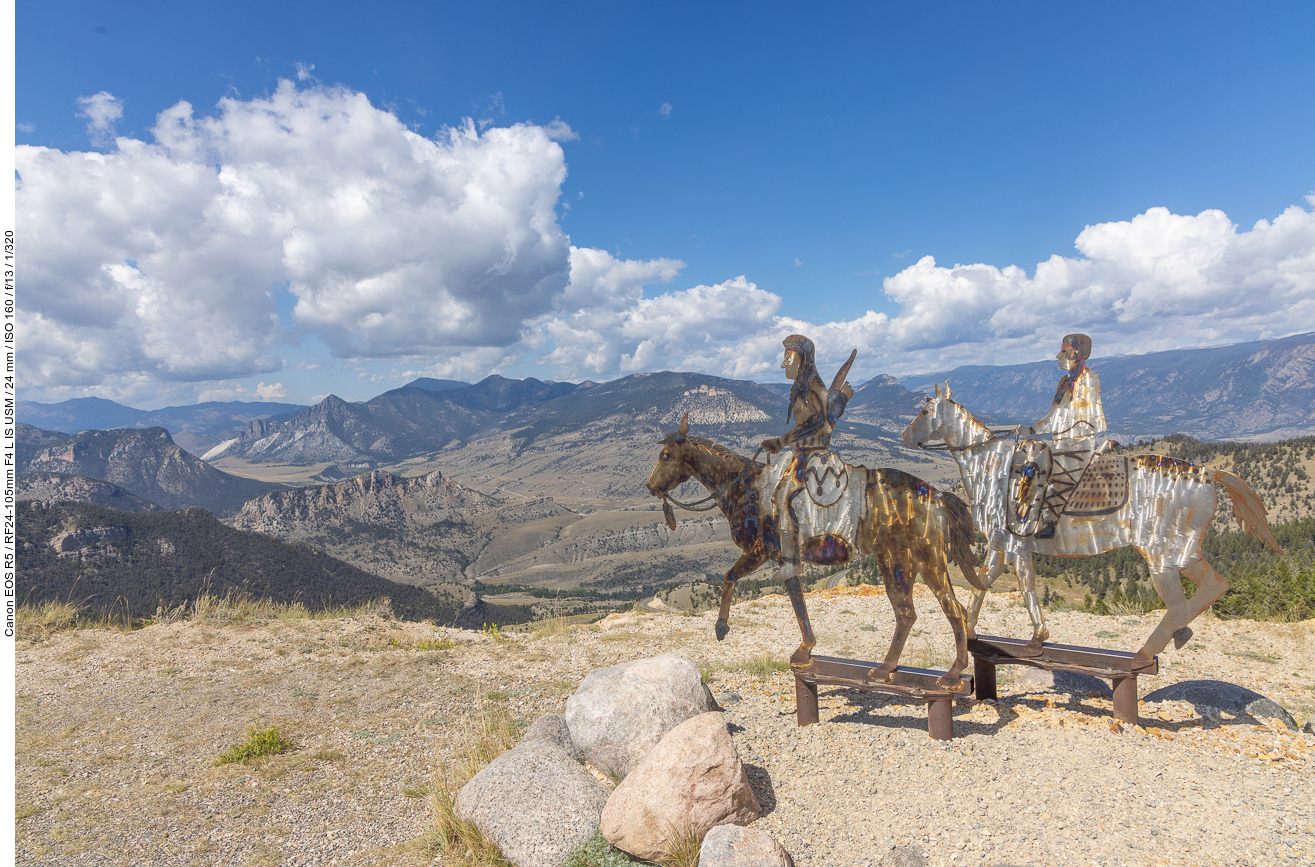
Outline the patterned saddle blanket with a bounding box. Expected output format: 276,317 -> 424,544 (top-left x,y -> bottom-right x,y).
760,450 -> 868,565
1008,441 -> 1128,535
1064,454 -> 1129,516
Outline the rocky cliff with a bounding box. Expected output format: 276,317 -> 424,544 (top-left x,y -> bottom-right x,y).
233,470 -> 574,590
17,473 -> 162,513
18,427 -> 280,515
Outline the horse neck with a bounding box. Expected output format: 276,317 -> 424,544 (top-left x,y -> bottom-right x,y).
683,444 -> 746,494
941,400 -> 996,451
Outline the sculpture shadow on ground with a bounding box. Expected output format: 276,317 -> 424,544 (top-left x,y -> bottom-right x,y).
1011,667 -> 1112,698
742,763 -> 777,816
815,687 -> 1013,738
1141,679 -> 1299,731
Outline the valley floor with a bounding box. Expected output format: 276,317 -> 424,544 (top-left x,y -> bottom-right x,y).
14,588 -> 1315,866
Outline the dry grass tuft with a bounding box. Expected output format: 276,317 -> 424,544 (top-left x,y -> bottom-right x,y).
735,652 -> 790,679
531,614 -> 574,640
428,709 -> 524,866
17,598 -> 85,638
655,823 -> 703,867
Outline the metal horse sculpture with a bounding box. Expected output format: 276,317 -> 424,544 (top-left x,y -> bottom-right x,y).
645,415 -> 984,690
902,384 -> 1282,669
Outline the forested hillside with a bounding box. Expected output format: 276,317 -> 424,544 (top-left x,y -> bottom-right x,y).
17,502 -> 533,627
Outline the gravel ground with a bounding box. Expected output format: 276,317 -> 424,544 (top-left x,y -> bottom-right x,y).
15,586 -> 1315,866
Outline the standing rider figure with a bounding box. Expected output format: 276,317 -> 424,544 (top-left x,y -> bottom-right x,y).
1027,333 -> 1106,539
761,334 -> 855,566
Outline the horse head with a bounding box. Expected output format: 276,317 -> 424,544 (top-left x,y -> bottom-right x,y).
902,381 -> 957,449
645,412 -> 693,496
902,381 -> 998,453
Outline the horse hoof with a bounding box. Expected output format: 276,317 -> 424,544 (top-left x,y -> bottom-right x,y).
715,620 -> 730,642
868,663 -> 896,683
789,645 -> 814,667
937,675 -> 967,692
1131,649 -> 1155,671
1020,639 -> 1046,658
1172,627 -> 1193,649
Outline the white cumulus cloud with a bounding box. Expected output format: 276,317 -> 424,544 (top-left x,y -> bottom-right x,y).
19,80 -> 578,397
531,202 -> 1315,382
76,91 -> 123,147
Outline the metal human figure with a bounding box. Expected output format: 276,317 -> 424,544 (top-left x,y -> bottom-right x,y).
760,334 -> 855,564
1027,333 -> 1107,539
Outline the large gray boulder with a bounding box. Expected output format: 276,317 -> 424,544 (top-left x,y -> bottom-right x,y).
601,712 -> 761,862
566,652 -> 716,776
519,712 -> 585,763
1142,680 -> 1298,731
698,824 -> 794,867
455,739 -> 609,867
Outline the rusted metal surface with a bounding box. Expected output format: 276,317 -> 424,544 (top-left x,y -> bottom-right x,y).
646,416 -> 982,689
792,655 -> 972,740
968,635 -> 1159,676
968,634 -> 1157,725
645,335 -> 987,690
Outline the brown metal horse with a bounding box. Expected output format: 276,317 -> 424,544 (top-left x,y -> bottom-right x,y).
644,415 -> 985,690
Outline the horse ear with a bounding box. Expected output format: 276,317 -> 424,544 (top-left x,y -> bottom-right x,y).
944,380 -> 952,400
934,383 -> 941,398
678,413 -> 689,437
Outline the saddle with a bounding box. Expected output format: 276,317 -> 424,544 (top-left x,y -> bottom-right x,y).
761,450 -> 867,565
1008,441 -> 1128,536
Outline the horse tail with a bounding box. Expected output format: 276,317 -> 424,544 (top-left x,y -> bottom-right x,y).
1213,469 -> 1283,555
943,491 -> 986,591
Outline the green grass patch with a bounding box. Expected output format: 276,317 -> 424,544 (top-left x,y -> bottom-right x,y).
564,831 -> 636,866
215,725 -> 296,766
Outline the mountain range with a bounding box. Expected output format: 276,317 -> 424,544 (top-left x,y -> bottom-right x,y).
902,331 -> 1315,441
17,424 -> 280,515
15,397 -> 307,456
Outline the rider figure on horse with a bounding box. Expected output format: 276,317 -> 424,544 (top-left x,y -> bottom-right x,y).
760,334 -> 856,564
1026,333 -> 1107,539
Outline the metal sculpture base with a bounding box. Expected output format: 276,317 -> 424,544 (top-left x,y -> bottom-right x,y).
968,635 -> 1158,725
792,655 -> 973,741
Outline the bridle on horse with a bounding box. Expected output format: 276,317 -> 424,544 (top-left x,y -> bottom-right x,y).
916,427 -> 1021,452
659,445 -> 765,521
913,399 -> 1022,452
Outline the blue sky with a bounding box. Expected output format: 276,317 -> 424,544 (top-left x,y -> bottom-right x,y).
16,1 -> 1315,407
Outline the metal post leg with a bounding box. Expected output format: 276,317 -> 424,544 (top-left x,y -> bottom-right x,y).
1112,676 -> 1139,725
973,655 -> 997,701
795,675 -> 819,726
928,698 -> 954,741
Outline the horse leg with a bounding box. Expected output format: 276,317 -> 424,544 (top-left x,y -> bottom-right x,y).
781,563 -> 816,666
871,558 -> 915,682
1133,563 -> 1196,670
716,551 -> 767,641
1180,558 -> 1229,622
967,545 -> 1006,630
925,560 -> 972,691
1016,554 -> 1050,655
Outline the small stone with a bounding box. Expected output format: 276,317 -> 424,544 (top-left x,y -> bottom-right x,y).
697,824 -> 794,867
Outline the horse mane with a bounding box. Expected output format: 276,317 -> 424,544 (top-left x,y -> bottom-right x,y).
663,434 -> 749,465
